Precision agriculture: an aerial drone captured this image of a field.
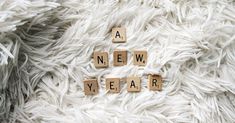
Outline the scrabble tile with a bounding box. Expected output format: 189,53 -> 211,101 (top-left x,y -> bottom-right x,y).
112,27 -> 126,43
106,78 -> 120,93
148,74 -> 162,91
113,50 -> 127,66
84,79 -> 99,95
133,51 -> 147,66
127,77 -> 141,92
93,52 -> 109,68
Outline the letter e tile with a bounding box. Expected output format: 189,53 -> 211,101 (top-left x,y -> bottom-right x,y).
113,50 -> 127,66
106,78 -> 120,93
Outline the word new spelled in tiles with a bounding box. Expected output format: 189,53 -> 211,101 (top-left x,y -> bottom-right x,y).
93,50 -> 147,68
83,75 -> 162,95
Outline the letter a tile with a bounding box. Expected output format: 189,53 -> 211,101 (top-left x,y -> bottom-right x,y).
127,77 -> 141,92
106,78 -> 120,93
93,52 -> 109,68
148,74 -> 162,91
112,27 -> 126,43
133,51 -> 147,66
84,79 -> 99,95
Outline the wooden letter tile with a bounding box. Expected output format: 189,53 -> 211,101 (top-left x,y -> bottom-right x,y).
148,74 -> 162,91
133,51 -> 147,66
127,77 -> 141,92
84,79 -> 99,95
93,52 -> 109,68
113,50 -> 127,66
112,27 -> 126,43
106,78 -> 120,93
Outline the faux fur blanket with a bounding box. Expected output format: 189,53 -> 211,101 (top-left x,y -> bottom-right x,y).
1,0 -> 235,123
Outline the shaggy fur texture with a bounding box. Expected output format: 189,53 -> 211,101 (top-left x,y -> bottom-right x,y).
0,0 -> 235,123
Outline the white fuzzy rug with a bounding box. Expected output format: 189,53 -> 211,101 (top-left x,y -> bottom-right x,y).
1,0 -> 235,123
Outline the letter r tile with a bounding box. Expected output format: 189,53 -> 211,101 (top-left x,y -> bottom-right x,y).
148,74 -> 162,91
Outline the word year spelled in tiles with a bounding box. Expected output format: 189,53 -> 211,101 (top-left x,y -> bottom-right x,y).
84,79 -> 99,95
112,27 -> 126,43
148,74 -> 162,91
93,52 -> 109,68
113,50 -> 127,66
106,78 -> 120,93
